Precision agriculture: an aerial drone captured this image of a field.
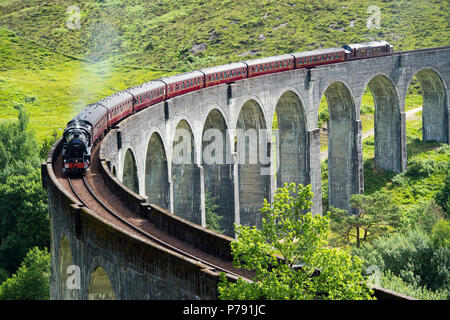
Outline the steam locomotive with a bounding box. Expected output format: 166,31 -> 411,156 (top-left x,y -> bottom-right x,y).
62,41 -> 394,175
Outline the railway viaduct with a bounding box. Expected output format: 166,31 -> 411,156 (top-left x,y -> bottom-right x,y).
42,46 -> 449,300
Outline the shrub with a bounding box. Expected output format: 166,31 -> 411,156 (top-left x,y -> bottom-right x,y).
435,170 -> 450,218
379,270 -> 447,300
353,229 -> 449,293
431,219 -> 450,248
406,158 -> 437,177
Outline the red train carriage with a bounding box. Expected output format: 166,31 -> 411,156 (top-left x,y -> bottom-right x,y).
200,62 -> 248,87
161,71 -> 205,99
126,81 -> 166,112
245,54 -> 294,78
98,91 -> 134,128
292,47 -> 346,69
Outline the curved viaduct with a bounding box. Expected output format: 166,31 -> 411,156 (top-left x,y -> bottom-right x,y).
43,46 -> 449,300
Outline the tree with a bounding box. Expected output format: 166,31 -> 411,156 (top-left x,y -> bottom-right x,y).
218,183 -> 374,300
0,108 -> 50,274
329,190 -> 402,248
0,247 -> 50,300
205,191 -> 225,234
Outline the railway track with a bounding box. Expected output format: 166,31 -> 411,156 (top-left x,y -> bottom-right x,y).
66,173 -> 249,280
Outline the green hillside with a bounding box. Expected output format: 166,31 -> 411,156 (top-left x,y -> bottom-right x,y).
0,27 -> 171,141
0,0 -> 449,71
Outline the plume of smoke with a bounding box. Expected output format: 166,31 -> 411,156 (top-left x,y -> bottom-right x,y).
67,6 -> 126,116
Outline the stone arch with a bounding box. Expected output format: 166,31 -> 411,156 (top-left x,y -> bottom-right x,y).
409,68 -> 448,143
202,109 -> 234,235
123,148 -> 139,194
58,235 -> 76,300
236,99 -> 270,229
145,132 -> 170,210
364,75 -> 403,173
322,81 -> 360,211
274,90 -> 309,188
172,120 -> 201,224
87,266 -> 115,300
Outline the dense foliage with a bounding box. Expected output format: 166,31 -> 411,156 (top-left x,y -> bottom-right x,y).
353,227 -> 449,299
218,183 -> 374,300
0,108 -> 52,298
204,191 -> 225,234
0,247 -> 50,300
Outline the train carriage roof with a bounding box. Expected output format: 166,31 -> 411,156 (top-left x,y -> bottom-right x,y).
200,62 -> 248,75
244,54 -> 294,66
291,47 -> 345,58
125,80 -> 166,97
344,41 -> 390,51
97,91 -> 134,110
159,71 -> 205,85
74,103 -> 108,127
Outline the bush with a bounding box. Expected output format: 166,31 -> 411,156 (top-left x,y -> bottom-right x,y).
353,229 -> 449,293
317,109 -> 329,128
379,270 -> 447,300
360,104 -> 374,115
406,158 -> 438,177
431,219 -> 450,248
435,170 -> 450,218
402,200 -> 445,234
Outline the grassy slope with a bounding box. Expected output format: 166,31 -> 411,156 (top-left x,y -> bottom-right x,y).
0,0 -> 448,141
0,0 -> 448,70
0,28 -> 172,141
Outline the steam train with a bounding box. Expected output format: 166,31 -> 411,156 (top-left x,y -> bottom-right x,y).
62,41 -> 394,175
